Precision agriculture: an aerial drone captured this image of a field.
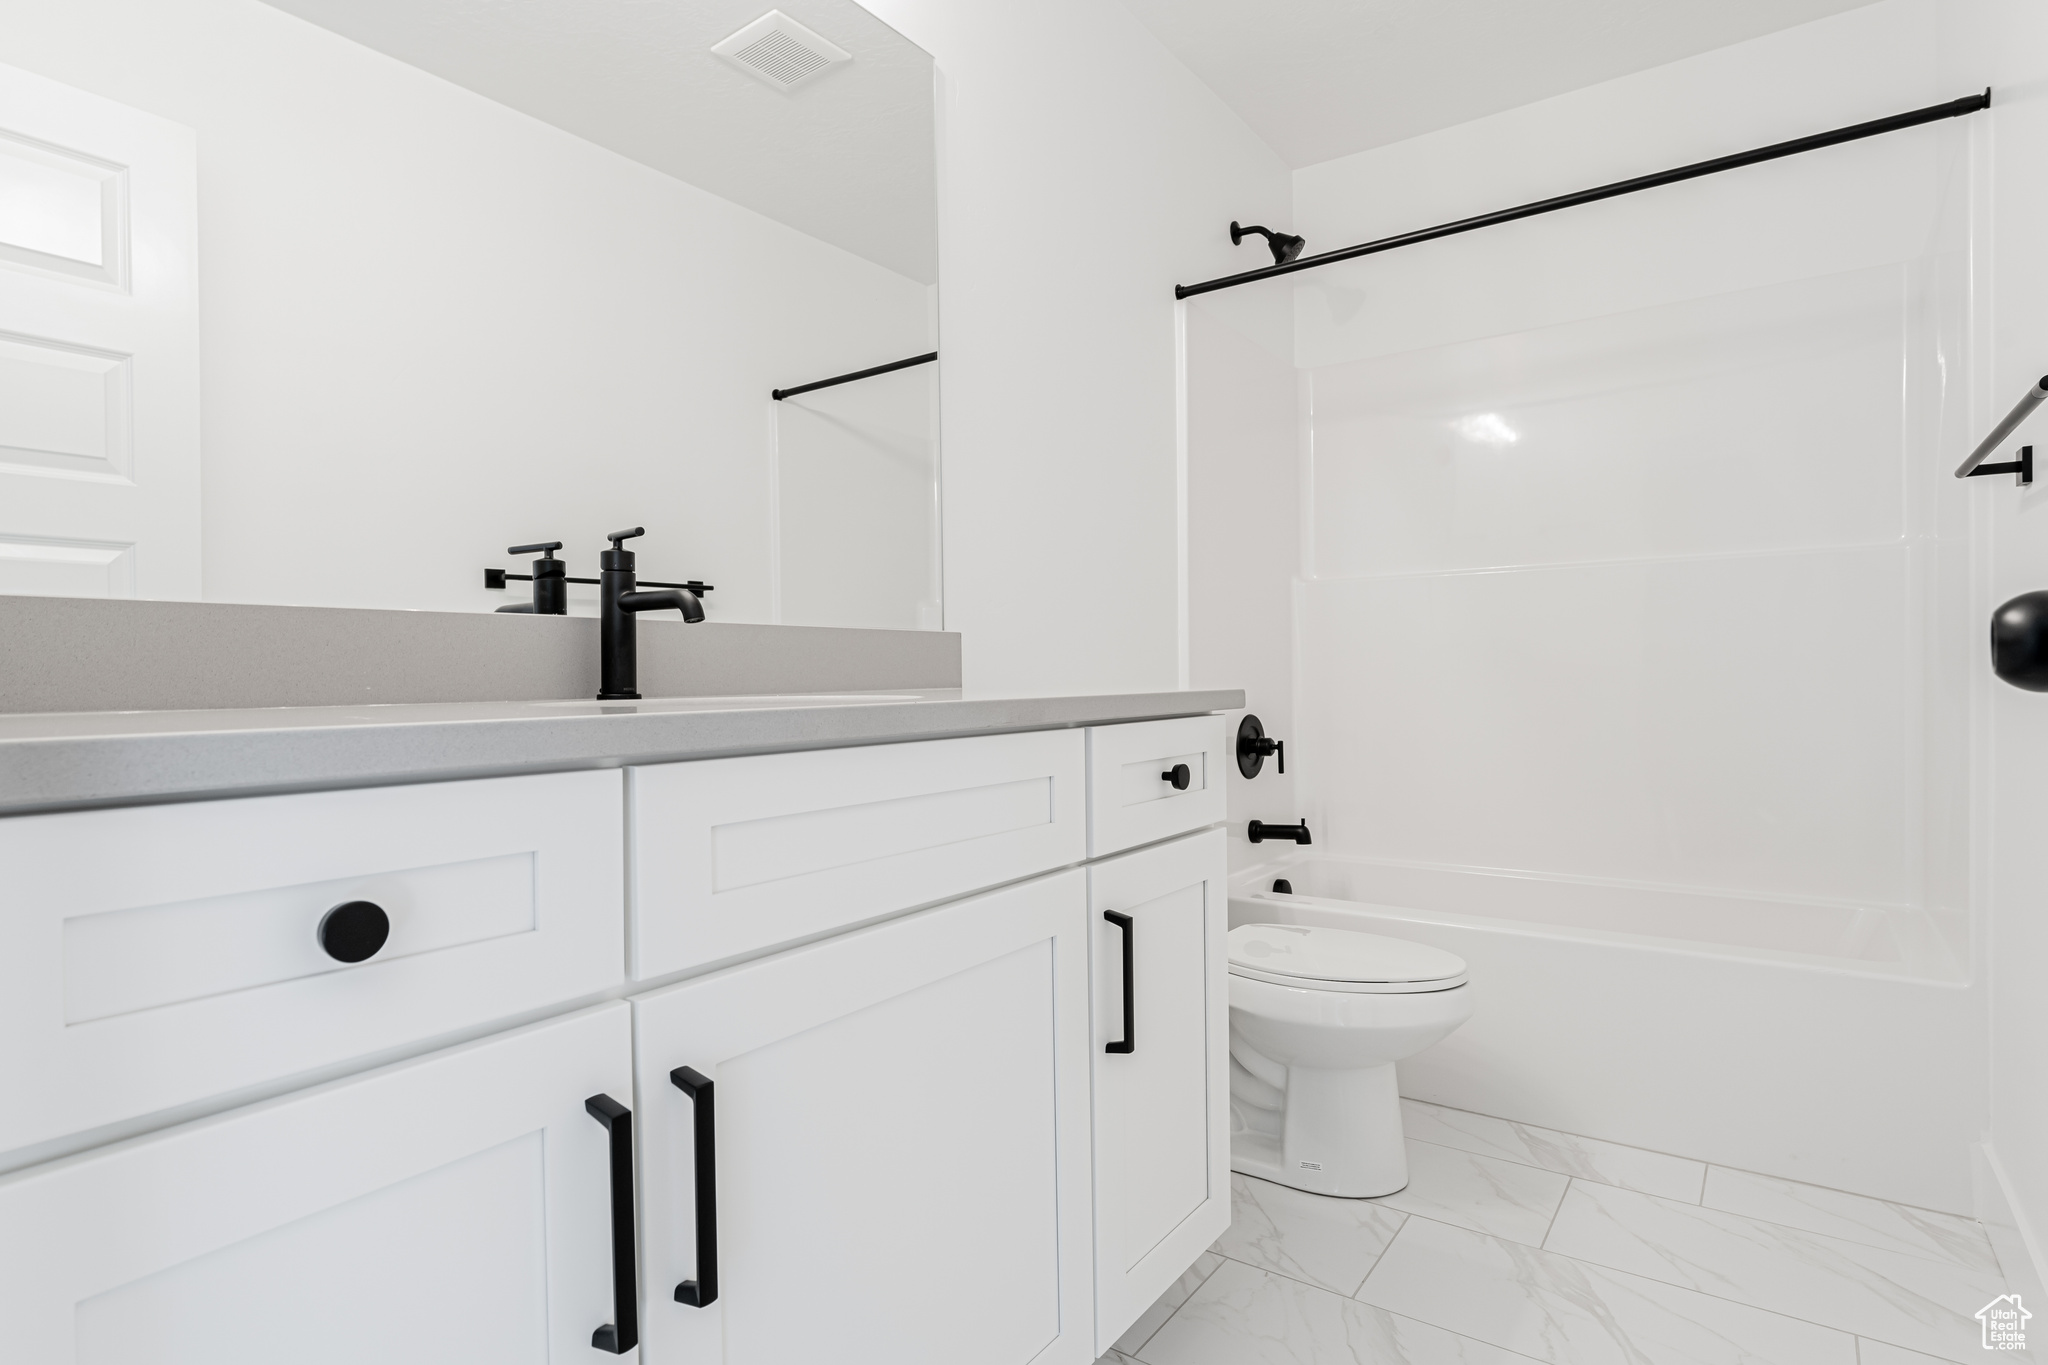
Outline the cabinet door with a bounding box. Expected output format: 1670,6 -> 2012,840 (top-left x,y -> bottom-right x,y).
632,870 -> 1093,1365
0,1004 -> 635,1365
1089,829 -> 1229,1353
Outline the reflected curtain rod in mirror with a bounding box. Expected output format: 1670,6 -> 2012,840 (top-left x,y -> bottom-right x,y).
772,351 -> 939,401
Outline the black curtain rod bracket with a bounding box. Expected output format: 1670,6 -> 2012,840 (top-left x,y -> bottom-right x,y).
772,351 -> 937,401
1175,89 -> 1991,299
1964,445 -> 2033,488
1956,375 -> 2048,479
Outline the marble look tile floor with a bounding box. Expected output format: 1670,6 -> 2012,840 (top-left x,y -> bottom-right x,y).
1097,1102 -> 2011,1365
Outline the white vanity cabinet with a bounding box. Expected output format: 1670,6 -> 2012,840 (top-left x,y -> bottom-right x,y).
1088,828 -> 1230,1353
0,703 -> 1236,1364
0,1003 -> 637,1365
0,768 -> 626,1159
630,869 -> 1095,1365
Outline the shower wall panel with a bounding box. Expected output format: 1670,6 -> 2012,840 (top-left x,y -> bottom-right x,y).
1289,0 -> 1974,957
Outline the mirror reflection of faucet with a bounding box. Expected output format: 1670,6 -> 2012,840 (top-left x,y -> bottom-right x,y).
484,540 -> 714,615
487,542 -> 569,614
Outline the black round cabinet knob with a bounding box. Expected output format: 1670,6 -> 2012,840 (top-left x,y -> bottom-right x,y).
1993,591 -> 2048,691
1161,763 -> 1192,791
318,900 -> 390,964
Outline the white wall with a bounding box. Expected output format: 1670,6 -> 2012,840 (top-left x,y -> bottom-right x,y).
0,0 -> 931,619
1184,301 -> 1300,867
1948,0 -> 2048,1306
857,0 -> 1292,693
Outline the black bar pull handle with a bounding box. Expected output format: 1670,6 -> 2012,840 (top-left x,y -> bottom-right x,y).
670,1066 -> 719,1307
1104,910 -> 1135,1054
585,1094 -> 640,1354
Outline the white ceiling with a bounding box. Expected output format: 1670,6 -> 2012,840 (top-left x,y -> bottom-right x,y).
1121,0 -> 1883,169
259,0 -> 936,282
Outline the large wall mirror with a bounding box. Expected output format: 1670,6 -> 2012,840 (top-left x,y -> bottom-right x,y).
0,0 -> 940,630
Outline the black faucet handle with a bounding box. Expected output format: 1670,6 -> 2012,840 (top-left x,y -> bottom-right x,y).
509,541 -> 563,556
607,527 -> 646,548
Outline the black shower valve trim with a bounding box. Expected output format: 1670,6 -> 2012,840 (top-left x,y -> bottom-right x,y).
1237,714 -> 1285,778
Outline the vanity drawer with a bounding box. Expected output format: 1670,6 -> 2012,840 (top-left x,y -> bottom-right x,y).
630,728 -> 1086,978
0,770 -> 625,1160
1086,716 -> 1229,856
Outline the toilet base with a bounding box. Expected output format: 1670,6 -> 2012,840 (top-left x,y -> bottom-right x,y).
1229,1059 -> 1408,1198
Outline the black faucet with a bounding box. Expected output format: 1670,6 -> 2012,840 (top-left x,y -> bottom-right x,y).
598,527 -> 704,700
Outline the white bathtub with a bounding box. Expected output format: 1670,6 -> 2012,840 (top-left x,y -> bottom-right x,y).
1228,854 -> 1983,1213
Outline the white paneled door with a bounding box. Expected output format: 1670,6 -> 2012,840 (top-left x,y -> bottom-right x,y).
0,1004 -> 636,1364
0,61 -> 199,599
632,869 -> 1095,1365
1089,829 -> 1230,1353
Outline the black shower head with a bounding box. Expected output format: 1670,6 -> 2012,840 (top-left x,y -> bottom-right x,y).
1230,220 -> 1305,266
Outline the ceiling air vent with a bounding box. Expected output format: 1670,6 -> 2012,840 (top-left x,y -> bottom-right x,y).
712,11 -> 851,93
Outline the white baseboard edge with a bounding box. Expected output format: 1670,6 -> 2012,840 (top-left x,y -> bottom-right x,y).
1977,1140 -> 2048,1306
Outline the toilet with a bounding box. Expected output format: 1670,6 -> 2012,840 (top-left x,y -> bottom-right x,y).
1228,923 -> 1472,1198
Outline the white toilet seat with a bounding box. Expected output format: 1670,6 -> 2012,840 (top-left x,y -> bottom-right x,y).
1227,923 -> 1467,993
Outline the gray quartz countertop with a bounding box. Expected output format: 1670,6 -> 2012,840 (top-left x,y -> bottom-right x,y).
0,687 -> 1245,816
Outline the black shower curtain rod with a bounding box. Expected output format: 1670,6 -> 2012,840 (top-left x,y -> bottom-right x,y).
771,350 -> 937,401
1175,89 -> 1992,300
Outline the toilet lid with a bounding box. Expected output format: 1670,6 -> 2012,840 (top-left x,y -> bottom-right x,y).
1227,923 -> 1467,991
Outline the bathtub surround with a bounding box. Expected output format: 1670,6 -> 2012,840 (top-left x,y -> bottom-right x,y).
1285,0 -> 1970,961
1103,1103 -> 2008,1365
1185,0 -> 2008,1220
